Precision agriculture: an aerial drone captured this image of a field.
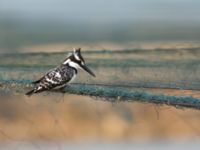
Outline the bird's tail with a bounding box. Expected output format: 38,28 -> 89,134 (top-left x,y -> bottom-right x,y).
25,89 -> 35,96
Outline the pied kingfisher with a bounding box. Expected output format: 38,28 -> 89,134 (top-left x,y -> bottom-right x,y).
26,48 -> 95,96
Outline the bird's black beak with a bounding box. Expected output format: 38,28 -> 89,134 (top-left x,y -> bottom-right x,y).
82,65 -> 96,77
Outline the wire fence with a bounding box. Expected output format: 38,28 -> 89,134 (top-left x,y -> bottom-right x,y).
0,48 -> 200,109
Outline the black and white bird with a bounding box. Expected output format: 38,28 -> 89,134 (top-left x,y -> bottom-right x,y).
26,48 -> 95,96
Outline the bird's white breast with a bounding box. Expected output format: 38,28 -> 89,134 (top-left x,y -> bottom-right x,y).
68,61 -> 81,69
68,73 -> 76,83
53,74 -> 77,89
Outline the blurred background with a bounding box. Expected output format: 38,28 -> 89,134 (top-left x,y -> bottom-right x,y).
0,0 -> 200,52
0,0 -> 200,149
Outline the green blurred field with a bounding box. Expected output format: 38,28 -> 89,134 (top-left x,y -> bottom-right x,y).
0,45 -> 200,143
0,1 -> 200,149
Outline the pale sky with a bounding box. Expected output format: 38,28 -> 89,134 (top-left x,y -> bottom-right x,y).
0,0 -> 200,23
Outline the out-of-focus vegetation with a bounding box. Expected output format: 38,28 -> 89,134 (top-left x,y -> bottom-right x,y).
1,17 -> 200,52
0,94 -> 200,143
0,47 -> 200,142
0,0 -> 200,149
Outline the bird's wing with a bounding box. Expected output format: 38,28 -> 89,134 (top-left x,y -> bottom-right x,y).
31,68 -> 56,84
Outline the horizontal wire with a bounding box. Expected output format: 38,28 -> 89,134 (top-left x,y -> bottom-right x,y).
71,83 -> 200,91
0,79 -> 200,91
0,79 -> 200,110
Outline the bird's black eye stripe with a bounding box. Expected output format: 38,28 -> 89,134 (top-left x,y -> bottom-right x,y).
69,55 -> 82,65
79,54 -> 85,62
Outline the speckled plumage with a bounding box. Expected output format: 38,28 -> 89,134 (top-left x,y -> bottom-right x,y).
37,65 -> 77,89
26,48 -> 95,96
